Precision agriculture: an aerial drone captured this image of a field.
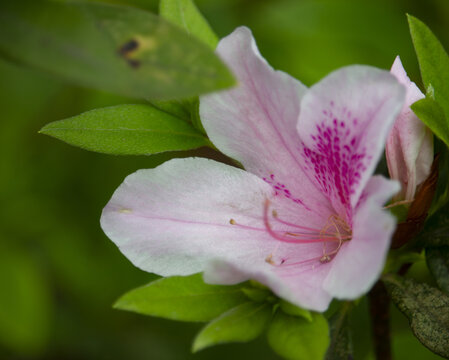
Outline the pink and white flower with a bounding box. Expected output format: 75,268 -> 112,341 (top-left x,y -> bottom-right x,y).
101,27 -> 405,311
386,56 -> 433,202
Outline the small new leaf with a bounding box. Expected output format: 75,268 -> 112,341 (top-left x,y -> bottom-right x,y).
192,302 -> 272,352
40,104 -> 210,155
384,274 -> 449,358
267,311 -> 329,360
114,273 -> 247,322
426,246 -> 449,294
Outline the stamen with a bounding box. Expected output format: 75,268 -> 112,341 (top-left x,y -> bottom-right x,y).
263,199 -> 341,244
272,209 -> 328,234
384,199 -> 414,209
265,254 -> 276,265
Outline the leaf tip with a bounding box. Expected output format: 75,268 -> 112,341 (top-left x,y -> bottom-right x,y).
191,337 -> 206,353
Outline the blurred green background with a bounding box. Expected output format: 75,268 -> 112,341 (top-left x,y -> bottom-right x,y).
1,0 -> 448,359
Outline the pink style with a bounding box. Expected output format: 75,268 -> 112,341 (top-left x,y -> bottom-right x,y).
101,27 -> 405,311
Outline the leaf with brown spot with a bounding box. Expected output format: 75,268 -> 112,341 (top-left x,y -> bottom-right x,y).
0,0 -> 234,99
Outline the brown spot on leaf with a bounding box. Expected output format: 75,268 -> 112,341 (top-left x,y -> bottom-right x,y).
118,39 -> 139,56
118,39 -> 141,69
126,59 -> 141,69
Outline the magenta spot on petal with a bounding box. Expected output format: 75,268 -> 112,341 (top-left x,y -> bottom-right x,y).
301,104 -> 369,216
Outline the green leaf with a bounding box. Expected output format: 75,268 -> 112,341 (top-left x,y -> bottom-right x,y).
267,311 -> 329,360
159,0 -> 218,49
241,287 -> 273,303
325,303 -> 353,360
190,97 -> 207,134
384,274 -> 449,358
279,300 -> 313,322
146,98 -> 191,122
0,0 -> 233,99
411,97 -> 449,147
40,104 -> 210,155
192,302 -> 272,352
408,15 -> 449,124
114,274 -> 247,322
426,246 -> 449,294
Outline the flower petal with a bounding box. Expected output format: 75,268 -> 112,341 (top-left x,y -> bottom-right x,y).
101,157 -> 292,277
386,56 -> 433,201
200,26 -> 331,214
204,256 -> 333,312
322,176 -> 399,298
297,66 -> 405,219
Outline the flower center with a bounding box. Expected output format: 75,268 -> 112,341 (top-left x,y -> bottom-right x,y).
262,199 -> 352,265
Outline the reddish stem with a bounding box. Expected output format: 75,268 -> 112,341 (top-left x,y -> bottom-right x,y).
368,281 -> 392,360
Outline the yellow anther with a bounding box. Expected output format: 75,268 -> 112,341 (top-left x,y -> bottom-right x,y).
265,254 -> 276,265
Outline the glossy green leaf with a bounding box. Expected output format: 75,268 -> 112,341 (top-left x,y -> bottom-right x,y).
412,97 -> 449,147
426,246 -> 449,294
40,104 -> 210,155
325,303 -> 353,360
267,311 -> 329,360
408,15 -> 449,122
279,300 -> 312,322
160,0 -> 218,49
114,274 -> 247,322
0,0 -> 233,99
192,302 -> 272,352
384,274 -> 449,358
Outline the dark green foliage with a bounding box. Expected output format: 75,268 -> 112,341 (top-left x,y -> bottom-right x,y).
385,275 -> 449,358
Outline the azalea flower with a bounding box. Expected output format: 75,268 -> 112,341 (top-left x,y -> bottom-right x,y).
386,56 -> 433,203
101,27 -> 405,311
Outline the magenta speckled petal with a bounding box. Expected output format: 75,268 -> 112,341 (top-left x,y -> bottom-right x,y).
200,26 -> 332,216
323,176 -> 399,298
297,66 -> 405,219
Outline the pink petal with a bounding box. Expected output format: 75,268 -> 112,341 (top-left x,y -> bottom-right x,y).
101,158 -> 280,276
204,256 -> 333,312
101,156 -> 336,310
200,26 -> 332,216
101,157 -> 326,281
322,176 -> 399,298
297,66 -> 405,219
387,56 -> 433,201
